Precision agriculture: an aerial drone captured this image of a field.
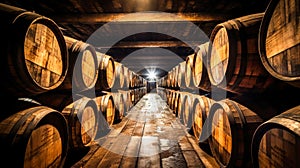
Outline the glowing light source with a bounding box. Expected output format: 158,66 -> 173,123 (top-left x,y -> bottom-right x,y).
146,67 -> 157,82
148,71 -> 156,79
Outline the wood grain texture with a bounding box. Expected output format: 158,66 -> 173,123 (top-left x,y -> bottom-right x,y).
208,99 -> 263,167
0,106 -> 68,168
208,13 -> 276,94
0,3 -> 68,97
259,0 -> 300,86
96,52 -> 116,90
62,97 -> 99,149
95,95 -> 116,126
193,42 -> 211,91
252,105 -> 300,168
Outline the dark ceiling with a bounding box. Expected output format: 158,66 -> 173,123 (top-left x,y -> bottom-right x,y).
1,0 -> 270,78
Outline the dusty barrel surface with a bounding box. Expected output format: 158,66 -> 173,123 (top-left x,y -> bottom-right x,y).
0,3 -> 68,97
0,106 -> 69,168
96,52 -> 115,91
192,42 -> 211,92
207,99 -> 263,167
251,105 -> 300,168
207,13 -> 275,94
259,0 -> 300,87
62,97 -> 99,150
60,36 -> 98,92
95,94 -> 116,126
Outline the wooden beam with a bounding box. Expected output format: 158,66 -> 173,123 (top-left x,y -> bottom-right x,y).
50,12 -> 231,24
99,41 -> 201,49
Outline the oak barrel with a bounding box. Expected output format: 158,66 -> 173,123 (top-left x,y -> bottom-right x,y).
95,95 -> 116,126
166,89 -> 174,109
192,42 -> 211,91
0,3 -> 68,97
59,36 -> 98,92
0,106 -> 69,168
109,92 -> 126,122
112,61 -> 125,90
123,66 -> 131,90
207,99 -> 263,167
176,92 -> 188,123
129,72 -> 137,89
251,105 -> 300,168
171,66 -> 179,88
96,52 -> 115,91
207,13 -> 275,94
119,90 -> 133,111
170,90 -> 178,111
177,61 -> 187,89
259,0 -> 300,87
191,95 -> 213,142
62,97 -> 99,150
182,92 -> 193,130
185,54 -> 197,89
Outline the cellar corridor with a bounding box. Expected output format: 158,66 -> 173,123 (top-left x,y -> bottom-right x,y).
0,1 -> 299,168
65,93 -> 217,168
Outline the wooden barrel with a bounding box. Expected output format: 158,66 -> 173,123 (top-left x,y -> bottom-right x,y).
119,90 -> 132,111
166,89 -> 173,108
0,3 -> 68,97
170,90 -> 178,111
0,106 -> 68,168
122,66 -> 131,90
129,72 -> 137,89
252,105 -> 300,168
95,95 -> 116,126
259,0 -> 300,87
182,93 -> 193,130
112,61 -> 125,90
96,52 -> 115,91
207,99 -> 263,167
62,97 -> 99,150
171,66 -> 178,88
192,95 -> 213,141
134,88 -> 142,104
109,92 -> 125,122
176,92 -> 188,123
177,61 -> 187,89
185,54 -> 197,89
59,36 -> 98,92
192,42 -> 211,92
207,13 -> 276,94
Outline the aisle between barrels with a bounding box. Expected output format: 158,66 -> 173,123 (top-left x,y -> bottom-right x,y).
66,93 -> 218,168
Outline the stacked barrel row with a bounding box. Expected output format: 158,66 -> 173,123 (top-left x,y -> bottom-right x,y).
0,3 -> 147,168
158,0 -> 300,167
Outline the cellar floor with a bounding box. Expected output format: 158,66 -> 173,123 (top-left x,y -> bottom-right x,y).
64,93 -> 218,168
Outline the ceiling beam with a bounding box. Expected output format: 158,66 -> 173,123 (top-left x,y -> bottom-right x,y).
96,40 -> 202,49
50,12 -> 231,24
